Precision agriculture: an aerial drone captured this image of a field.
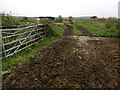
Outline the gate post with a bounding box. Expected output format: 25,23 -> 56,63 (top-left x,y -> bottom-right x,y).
0,15 -> 2,89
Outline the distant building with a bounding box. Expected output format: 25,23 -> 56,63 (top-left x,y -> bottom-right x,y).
39,17 -> 56,20
73,16 -> 91,19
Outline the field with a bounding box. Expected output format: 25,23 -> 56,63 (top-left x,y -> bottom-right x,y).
2,18 -> 120,88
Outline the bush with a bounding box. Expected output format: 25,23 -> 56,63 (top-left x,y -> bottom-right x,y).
91,16 -> 98,18
105,23 -> 111,28
55,15 -> 63,23
116,19 -> 120,29
1,13 -> 19,26
39,18 -> 50,24
46,23 -> 64,37
68,16 -> 73,23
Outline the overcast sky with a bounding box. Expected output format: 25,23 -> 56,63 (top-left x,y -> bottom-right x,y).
0,0 -> 119,18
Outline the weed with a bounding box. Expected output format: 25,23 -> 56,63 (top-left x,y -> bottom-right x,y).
76,19 -> 118,37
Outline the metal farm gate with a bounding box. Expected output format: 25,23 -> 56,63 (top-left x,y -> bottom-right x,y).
0,24 -> 48,60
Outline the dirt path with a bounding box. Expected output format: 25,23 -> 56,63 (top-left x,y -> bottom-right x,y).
3,36 -> 119,88
75,25 -> 94,36
63,23 -> 93,36
64,24 -> 73,36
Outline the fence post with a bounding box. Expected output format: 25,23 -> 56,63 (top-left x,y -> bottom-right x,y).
0,16 -> 2,89
42,24 -> 45,39
36,25 -> 39,43
1,35 -> 6,59
44,23 -> 48,38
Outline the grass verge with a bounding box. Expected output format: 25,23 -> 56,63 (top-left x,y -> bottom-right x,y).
2,37 -> 58,72
76,20 -> 118,37
68,24 -> 84,36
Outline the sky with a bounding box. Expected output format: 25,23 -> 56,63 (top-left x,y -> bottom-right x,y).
0,0 -> 119,18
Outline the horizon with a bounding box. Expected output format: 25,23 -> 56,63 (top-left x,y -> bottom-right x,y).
13,15 -> 118,18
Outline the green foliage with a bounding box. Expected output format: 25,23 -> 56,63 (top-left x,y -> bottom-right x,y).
19,17 -> 29,22
23,17 -> 28,21
117,19 -> 120,38
17,18 -> 37,25
76,19 -> 118,37
48,24 -> 64,37
68,16 -> 73,23
2,37 -> 58,72
105,23 -> 111,28
55,15 -> 63,23
39,18 -> 50,24
42,22 -> 64,38
0,13 -> 39,26
116,19 -> 120,29
89,17 -> 118,29
91,16 -> 98,18
68,24 -> 83,36
1,13 -> 19,26
104,18 -> 117,29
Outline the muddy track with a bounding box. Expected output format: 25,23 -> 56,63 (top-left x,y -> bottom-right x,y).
75,25 -> 93,36
64,24 -> 73,36
3,36 -> 119,88
63,23 -> 93,37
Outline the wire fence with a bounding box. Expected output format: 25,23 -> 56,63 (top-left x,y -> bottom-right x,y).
0,24 -> 49,60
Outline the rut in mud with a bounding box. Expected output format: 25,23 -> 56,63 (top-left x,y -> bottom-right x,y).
75,25 -> 93,36
64,24 -> 73,36
3,36 -> 119,88
63,23 -> 93,36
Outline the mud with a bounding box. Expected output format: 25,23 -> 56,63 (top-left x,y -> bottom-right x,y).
2,36 -> 119,88
75,25 -> 93,36
64,24 -> 73,36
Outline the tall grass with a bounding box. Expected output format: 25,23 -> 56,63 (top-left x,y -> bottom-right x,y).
88,18 -> 118,29
76,18 -> 119,37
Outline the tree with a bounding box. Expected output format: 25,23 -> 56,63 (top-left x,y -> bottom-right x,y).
22,17 -> 29,22
68,16 -> 73,23
39,18 -> 50,24
56,15 -> 63,23
91,16 -> 98,18
1,13 -> 18,26
23,17 -> 28,20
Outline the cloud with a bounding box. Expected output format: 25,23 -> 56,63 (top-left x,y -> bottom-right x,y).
0,0 -> 119,17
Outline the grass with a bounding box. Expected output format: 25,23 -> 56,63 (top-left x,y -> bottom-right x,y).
2,23 -> 63,74
68,24 -> 84,36
2,37 -> 58,72
49,24 -> 64,37
76,19 -> 118,37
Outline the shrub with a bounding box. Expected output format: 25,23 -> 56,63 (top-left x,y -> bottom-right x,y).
1,13 -> 19,26
105,23 -> 111,28
91,16 -> 98,18
55,15 -> 63,23
39,18 -> 50,24
47,23 -> 64,37
68,16 -> 73,23
116,19 -> 120,29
